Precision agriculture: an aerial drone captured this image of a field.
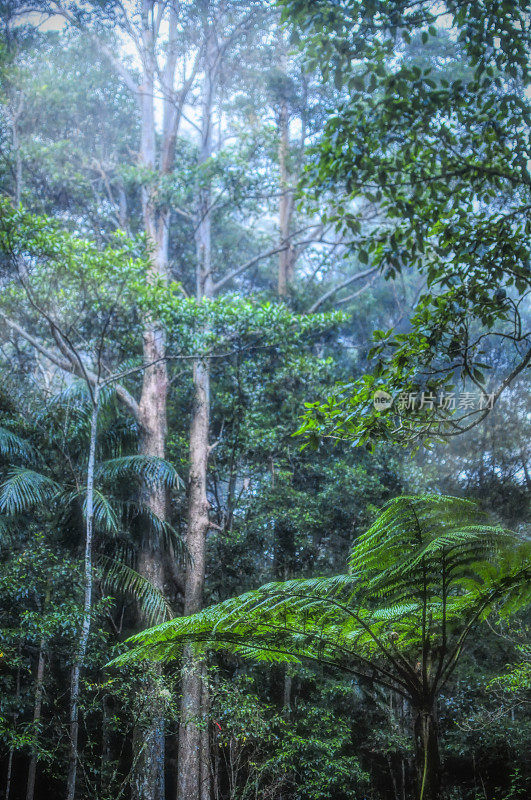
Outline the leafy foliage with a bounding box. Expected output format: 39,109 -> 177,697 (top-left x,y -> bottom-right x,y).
283,0 -> 531,446
114,496 -> 530,701
99,556 -> 172,626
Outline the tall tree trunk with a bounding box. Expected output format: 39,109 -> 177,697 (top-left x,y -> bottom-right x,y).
413,704 -> 441,800
177,23 -> 217,800
177,360 -> 210,800
131,7 -> 170,796
26,582 -> 50,800
66,390 -> 99,800
278,99 -> 294,298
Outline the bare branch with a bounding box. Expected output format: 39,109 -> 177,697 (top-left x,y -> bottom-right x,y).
308,267 -> 378,313
212,227 -> 323,293
46,3 -> 140,100
1,312 -> 141,421
212,244 -> 289,293
335,275 -> 377,306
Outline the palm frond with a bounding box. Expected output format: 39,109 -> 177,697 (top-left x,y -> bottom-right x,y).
61,488 -> 120,534
96,455 -> 183,491
0,468 -> 60,515
0,426 -> 38,463
122,499 -> 188,559
0,514 -> 16,544
99,555 -> 173,626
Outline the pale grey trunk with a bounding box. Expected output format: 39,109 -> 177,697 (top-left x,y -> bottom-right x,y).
277,99 -> 295,298
66,391 -> 99,800
177,25 -> 217,800
177,361 -> 210,800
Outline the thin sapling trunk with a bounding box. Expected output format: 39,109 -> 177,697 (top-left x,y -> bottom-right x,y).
26,581 -> 51,800
66,387 -> 99,800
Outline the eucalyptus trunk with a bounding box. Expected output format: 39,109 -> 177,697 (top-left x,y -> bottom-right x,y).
177,24 -> 217,800
131,0 -> 175,800
277,99 -> 295,298
177,360 -> 210,800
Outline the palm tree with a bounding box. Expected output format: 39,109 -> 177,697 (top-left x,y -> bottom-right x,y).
0,385 -> 183,619
0,386 -> 184,798
114,495 -> 530,800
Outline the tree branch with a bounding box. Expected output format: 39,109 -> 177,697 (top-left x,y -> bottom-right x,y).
1,313 -> 141,421
308,267 -> 378,314
212,244 -> 289,293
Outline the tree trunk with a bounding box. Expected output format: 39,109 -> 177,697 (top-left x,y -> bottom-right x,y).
177,360 -> 211,800
413,705 -> 441,800
131,8 -> 170,795
66,391 -> 99,800
26,583 -> 50,800
4,647 -> 21,800
131,317 -> 168,800
177,22 -> 217,800
277,99 -> 294,298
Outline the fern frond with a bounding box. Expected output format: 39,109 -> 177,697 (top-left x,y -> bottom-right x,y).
110,495 -> 530,681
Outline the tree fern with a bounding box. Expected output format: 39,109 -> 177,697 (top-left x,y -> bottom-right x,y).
110,496 -> 529,696
111,495 -> 529,800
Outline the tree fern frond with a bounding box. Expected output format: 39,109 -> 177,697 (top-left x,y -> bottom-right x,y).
110,495 -> 530,680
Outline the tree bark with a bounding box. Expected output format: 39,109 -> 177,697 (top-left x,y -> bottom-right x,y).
130,6 -> 171,796
177,22 -> 217,800
277,99 -> 295,298
177,360 -> 211,800
413,705 -> 441,800
131,168 -> 169,800
66,391 -> 99,800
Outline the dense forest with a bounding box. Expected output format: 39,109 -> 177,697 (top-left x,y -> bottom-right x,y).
0,2 -> 529,800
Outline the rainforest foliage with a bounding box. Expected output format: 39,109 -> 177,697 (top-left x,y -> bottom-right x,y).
0,2 -> 529,800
